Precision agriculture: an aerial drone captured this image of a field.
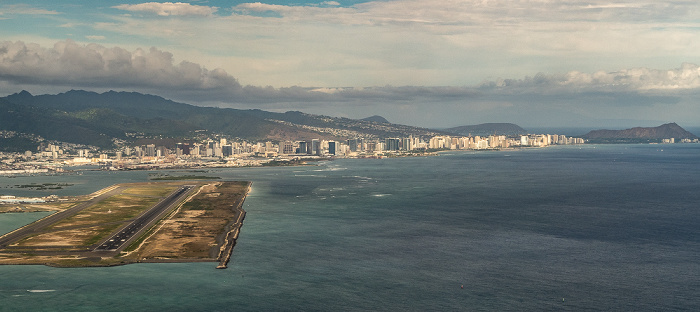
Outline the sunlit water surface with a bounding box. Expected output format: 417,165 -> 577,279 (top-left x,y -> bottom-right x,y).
1,144 -> 699,311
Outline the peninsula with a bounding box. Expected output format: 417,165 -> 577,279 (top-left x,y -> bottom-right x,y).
583,123 -> 698,143
0,181 -> 249,268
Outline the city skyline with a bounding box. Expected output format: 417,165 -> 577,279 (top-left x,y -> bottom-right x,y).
2,1 -> 700,128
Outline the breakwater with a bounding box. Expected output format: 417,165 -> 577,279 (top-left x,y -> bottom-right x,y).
216,182 -> 250,269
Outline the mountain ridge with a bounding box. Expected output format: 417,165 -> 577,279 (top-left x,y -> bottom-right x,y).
0,90 -> 443,149
583,123 -> 698,140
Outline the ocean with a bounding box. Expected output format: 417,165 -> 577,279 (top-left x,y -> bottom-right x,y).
1,144 -> 699,311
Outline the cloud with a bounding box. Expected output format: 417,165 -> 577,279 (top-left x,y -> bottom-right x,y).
113,2 -> 217,17
0,4 -> 60,15
0,39 -> 482,104
1,39 -> 699,127
0,40 -> 240,92
91,0 -> 700,88
1,39 -> 698,106
480,63 -> 700,93
85,35 -> 106,40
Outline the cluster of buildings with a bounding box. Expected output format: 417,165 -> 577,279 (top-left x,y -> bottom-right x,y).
4,130 -> 700,175
118,134 -> 585,161
1,134 -> 587,174
663,138 -> 700,144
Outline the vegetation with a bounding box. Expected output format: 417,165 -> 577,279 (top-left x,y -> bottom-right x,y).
0,136 -> 39,152
14,183 -> 73,190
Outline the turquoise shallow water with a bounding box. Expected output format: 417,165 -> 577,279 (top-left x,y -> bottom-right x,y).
0,212 -> 53,236
1,144 -> 700,311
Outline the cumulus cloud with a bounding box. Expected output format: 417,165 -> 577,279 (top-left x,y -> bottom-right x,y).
0,40 -> 240,92
113,2 -> 217,17
1,39 -> 699,127
2,41 -> 698,108
0,40 -> 486,104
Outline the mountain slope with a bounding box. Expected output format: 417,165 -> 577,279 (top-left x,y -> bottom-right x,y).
583,123 -> 698,139
0,98 -> 115,147
1,90 -> 443,148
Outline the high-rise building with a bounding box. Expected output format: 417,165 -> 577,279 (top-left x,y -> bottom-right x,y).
222,145 -> 233,157
282,141 -> 294,154
328,141 -> 336,155
146,144 -> 156,157
385,138 -> 400,151
297,141 -> 308,154
311,139 -> 320,155
347,139 -> 358,152
177,143 -> 190,155
402,138 -> 412,151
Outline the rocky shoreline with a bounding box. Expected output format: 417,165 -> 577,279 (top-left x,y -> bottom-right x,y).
216,183 -> 249,269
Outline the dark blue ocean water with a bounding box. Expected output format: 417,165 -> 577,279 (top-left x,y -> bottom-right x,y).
1,144 -> 699,311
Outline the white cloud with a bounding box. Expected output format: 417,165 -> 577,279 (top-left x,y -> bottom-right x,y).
1,39 -> 698,127
0,40 -> 239,91
86,0 -> 700,88
113,2 -> 217,17
85,35 -> 106,40
2,39 -> 698,105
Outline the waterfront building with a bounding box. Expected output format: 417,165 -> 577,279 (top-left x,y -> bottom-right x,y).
402,138 -> 412,151
347,139 -> 358,152
385,138 -> 400,151
282,141 -> 294,155
520,136 -> 529,146
298,141 -> 308,154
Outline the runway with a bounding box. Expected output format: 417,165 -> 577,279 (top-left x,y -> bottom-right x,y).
95,185 -> 194,251
0,186 -> 124,248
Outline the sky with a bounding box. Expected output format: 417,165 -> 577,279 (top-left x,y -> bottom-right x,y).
1,1 -> 700,129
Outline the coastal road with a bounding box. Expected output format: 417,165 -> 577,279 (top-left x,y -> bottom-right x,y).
95,185 -> 194,252
0,186 -> 124,248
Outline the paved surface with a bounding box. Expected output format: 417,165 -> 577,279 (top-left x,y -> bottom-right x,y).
0,186 -> 124,248
95,185 -> 194,252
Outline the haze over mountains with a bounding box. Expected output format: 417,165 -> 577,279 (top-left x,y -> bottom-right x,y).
2,90 -> 696,152
0,90 -> 445,149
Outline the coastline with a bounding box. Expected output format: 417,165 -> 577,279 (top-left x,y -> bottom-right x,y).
216,184 -> 248,269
